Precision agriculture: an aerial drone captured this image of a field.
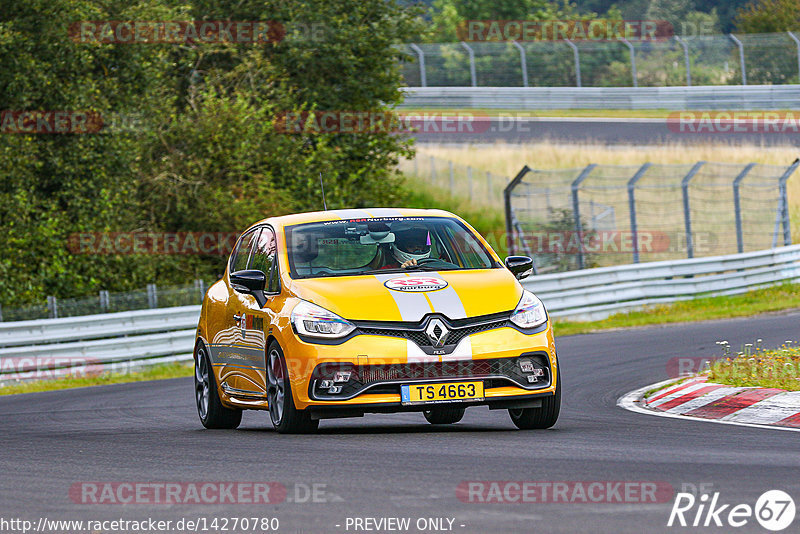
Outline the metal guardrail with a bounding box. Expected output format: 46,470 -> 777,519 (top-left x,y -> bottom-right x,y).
0,306 -> 200,384
524,244 -> 800,320
1,245 -> 798,383
0,306 -> 200,348
399,86 -> 800,110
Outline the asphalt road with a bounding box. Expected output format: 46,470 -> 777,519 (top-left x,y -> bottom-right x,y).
1,311 -> 799,534
408,117 -> 800,145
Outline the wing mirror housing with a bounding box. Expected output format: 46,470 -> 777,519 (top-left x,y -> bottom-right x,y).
504,256 -> 534,280
230,269 -> 268,307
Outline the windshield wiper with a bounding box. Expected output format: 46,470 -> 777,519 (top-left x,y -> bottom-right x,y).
360,268 -> 408,275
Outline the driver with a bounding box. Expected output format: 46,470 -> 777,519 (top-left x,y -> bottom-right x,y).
384,226 -> 431,269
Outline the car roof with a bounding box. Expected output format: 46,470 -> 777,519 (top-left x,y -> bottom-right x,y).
250,208 -> 459,231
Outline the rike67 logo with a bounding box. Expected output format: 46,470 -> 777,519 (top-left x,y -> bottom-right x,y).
668,490 -> 796,531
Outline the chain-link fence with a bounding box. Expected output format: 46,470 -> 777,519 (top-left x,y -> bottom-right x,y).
0,280 -> 208,322
399,32 -> 800,88
505,161 -> 798,273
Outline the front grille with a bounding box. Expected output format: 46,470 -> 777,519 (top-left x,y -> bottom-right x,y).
356,314 -> 509,351
309,353 -> 551,400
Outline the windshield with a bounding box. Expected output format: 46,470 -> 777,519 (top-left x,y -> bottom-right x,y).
285,216 -> 497,279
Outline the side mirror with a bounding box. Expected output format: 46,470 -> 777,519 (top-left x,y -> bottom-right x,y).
504,256 -> 534,280
230,269 -> 268,307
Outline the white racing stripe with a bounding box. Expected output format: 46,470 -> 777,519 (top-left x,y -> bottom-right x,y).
374,272 -> 474,362
334,209 -> 373,220
424,272 -> 467,320
365,208 -> 404,217
441,337 -> 472,361
373,273 -> 431,322
407,339 -> 437,363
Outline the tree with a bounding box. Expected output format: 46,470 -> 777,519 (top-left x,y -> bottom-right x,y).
0,0 -> 182,305
735,0 -> 800,33
0,0 -> 424,307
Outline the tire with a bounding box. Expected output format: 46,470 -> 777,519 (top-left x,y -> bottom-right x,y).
267,341 -> 319,434
195,342 -> 242,429
508,360 -> 561,430
424,406 -> 466,425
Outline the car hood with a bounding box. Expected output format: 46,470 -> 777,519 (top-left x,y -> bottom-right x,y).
289,269 -> 523,322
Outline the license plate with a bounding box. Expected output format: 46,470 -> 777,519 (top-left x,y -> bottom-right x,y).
400,381 -> 484,405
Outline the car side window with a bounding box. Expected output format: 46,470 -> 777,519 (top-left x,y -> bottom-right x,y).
230,228 -> 260,273
251,227 -> 279,293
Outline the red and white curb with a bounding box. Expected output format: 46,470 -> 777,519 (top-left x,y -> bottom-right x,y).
618,376 -> 800,433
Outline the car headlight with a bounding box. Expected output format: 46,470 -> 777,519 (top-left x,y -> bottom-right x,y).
509,290 -> 547,329
291,300 -> 355,339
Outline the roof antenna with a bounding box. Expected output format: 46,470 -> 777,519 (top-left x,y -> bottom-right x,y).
319,172 -> 328,210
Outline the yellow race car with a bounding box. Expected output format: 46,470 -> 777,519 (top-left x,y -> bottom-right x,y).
193,208 -> 560,433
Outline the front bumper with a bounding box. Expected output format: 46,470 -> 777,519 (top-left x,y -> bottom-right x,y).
284,322 -> 557,411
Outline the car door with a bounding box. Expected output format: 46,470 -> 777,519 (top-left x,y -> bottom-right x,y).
224,226 -> 282,400
215,227 -> 269,399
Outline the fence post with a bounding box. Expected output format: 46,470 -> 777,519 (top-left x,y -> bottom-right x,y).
779,158 -> 800,246
681,162 -> 705,259
733,163 -> 757,253
467,166 -> 473,200
674,35 -> 691,86
47,296 -> 58,319
789,32 -> 800,82
195,279 -> 207,299
729,34 -> 747,85
565,39 -> 581,87
627,163 -> 652,264
512,41 -> 528,87
460,42 -> 477,87
621,38 -> 637,87
448,161 -> 454,194
430,155 -> 436,183
571,164 -> 598,270
147,284 -> 158,309
99,290 -> 110,312
504,166 -> 532,256
408,43 -> 427,87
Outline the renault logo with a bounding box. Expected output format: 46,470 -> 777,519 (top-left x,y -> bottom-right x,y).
425,318 -> 449,348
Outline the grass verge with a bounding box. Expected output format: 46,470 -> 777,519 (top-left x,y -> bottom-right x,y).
708,343 -> 800,391
0,362 -> 193,396
553,283 -> 800,337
